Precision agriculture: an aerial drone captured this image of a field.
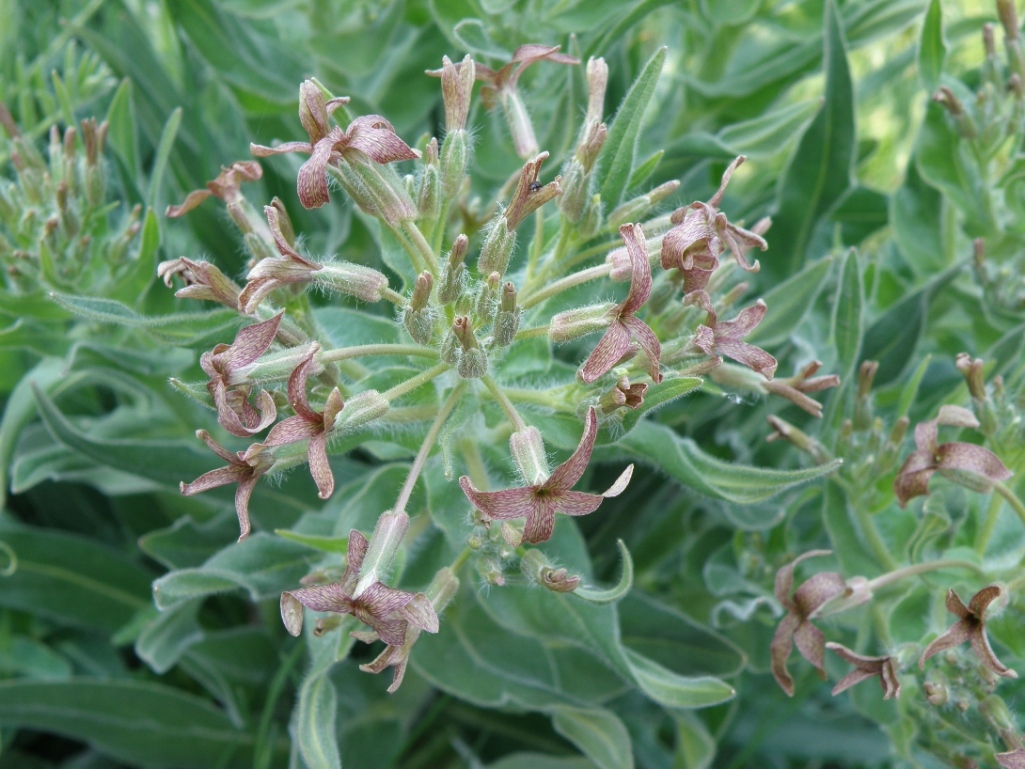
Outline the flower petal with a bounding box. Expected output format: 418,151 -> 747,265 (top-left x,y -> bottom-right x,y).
619,224 -> 652,316
622,316 -> 662,383
546,407 -> 598,491
716,339 -> 777,379
522,500 -> 558,544
918,622 -> 972,668
770,612 -> 801,696
969,626 -> 1017,678
399,592 -> 439,633
580,321 -> 633,384
250,141 -> 313,157
555,490 -> 605,516
793,618 -> 827,675
937,442 -> 1012,485
297,131 -> 344,209
307,431 -> 334,500
287,582 -> 354,614
345,115 -> 421,164
458,476 -> 537,520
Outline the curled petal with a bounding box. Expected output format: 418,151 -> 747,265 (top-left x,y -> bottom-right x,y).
580,321 -> 633,384
619,224 -> 652,315
285,582 -> 353,615
622,316 -> 662,383
792,571 -> 847,617
166,189 -> 213,218
936,442 -> 1012,484
345,115 -> 421,164
250,140 -> 313,157
307,431 -> 334,500
297,132 -> 343,209
792,618 -> 828,675
770,613 -> 802,696
970,627 -> 1018,678
918,622 -> 972,668
717,339 -> 777,379
774,549 -> 834,608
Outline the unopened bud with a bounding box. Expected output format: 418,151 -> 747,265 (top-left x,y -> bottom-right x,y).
578,195 -> 602,239
575,122 -> 607,172
280,592 -> 305,636
440,331 -> 460,364
438,55 -> 474,132
341,389 -> 390,429
510,426 -> 548,484
478,217 -> 516,277
439,234 -> 469,304
609,180 -> 680,229
933,86 -> 978,137
314,262 -> 389,302
476,555 -> 505,586
585,57 -> 608,127
418,138 -> 441,219
425,567 -> 460,612
440,129 -> 469,198
493,282 -> 520,347
999,0 -> 1020,42
403,272 -> 435,344
924,681 -> 948,706
549,303 -> 615,342
559,160 -> 588,222
475,272 -> 501,324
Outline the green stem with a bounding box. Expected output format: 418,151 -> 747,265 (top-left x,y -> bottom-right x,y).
865,559 -> 984,592
393,382 -> 467,515
512,324 -> 550,341
994,480 -> 1025,530
460,438 -> 490,490
321,344 -> 439,363
480,374 -> 527,431
975,492 -> 1005,556
380,286 -> 406,306
520,262 -> 611,310
402,220 -> 442,275
384,222 -> 426,274
503,386 -> 575,412
382,362 -> 450,402
852,499 -> 898,571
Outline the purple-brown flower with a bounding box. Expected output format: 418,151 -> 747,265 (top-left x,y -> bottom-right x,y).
825,642 -> 901,699
918,585 -> 1017,678
251,82 -> 419,210
180,430 -> 273,541
660,156 -> 769,293
997,749 -> 1025,768
580,224 -> 662,384
264,349 -> 343,500
771,550 -> 847,696
200,314 -> 281,437
459,407 -> 633,545
894,406 -> 1012,508
157,257 -> 242,310
686,290 -> 777,379
165,160 -> 262,218
280,529 -> 439,646
238,205 -> 323,313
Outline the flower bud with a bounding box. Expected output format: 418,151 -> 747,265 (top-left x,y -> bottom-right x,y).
340,389 -> 390,429
492,282 -> 520,347
403,272 -> 435,344
458,348 -> 488,379
924,681 -> 948,706
609,180 -> 680,229
314,262 -> 389,303
549,303 -> 615,342
158,257 -> 243,309
475,272 -> 501,325
354,511 -> 410,596
439,55 -> 474,132
510,426 -> 548,484
425,567 -> 460,612
280,592 -> 305,636
418,138 -> 441,220
440,129 -> 469,198
476,555 -> 505,586
559,159 -> 588,222
439,234 -> 469,304
585,57 -> 608,128
478,217 -> 516,277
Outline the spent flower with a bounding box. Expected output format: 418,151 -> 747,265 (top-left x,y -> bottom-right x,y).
825,642 -> 901,699
918,585 -> 1017,678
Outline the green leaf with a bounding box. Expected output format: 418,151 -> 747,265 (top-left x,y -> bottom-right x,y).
617,421 -> 841,504
148,106 -> 182,207
151,533 -> 319,610
0,357 -> 65,509
897,355 -> 932,418
831,248 -> 863,385
860,265 -> 959,387
135,601 -> 203,675
622,647 -> 735,709
314,306 -> 400,349
105,78 -> 140,183
0,679 -> 276,769
551,706 -> 633,769
275,530 -> 349,554
296,671 -> 342,769
597,47 -> 666,209
575,540 -> 633,604
917,0 -> 946,93
769,0 -> 855,278
748,256 -> 833,347
48,292 -> 238,343
487,755 -> 592,769
673,712 -> 717,769
915,100 -> 985,224
892,162 -> 946,276
0,637 -> 73,681
0,518 -> 151,632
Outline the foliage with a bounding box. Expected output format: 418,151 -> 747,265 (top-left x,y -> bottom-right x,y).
0,1 -> 1024,768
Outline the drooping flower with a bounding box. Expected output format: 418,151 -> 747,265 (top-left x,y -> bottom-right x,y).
157,257 -> 242,310
686,290 -> 777,379
580,224 -> 662,384
199,313 -> 281,437
430,45 -> 578,158
894,406 -> 1012,508
238,205 -> 323,313
280,529 -> 439,646
918,585 -> 1017,678
459,407 -> 633,545
825,642 -> 901,699
660,156 -> 769,293
771,550 -> 847,696
165,160 -> 263,218
179,430 -> 274,541
251,81 -> 419,212
263,348 -> 343,500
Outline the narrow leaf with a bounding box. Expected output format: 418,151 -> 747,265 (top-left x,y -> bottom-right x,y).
575,540 -> 633,604
551,706 -> 633,769
917,0 -> 946,93
623,647 -> 735,709
831,248 -> 863,384
297,671 -> 342,769
148,107 -> 182,207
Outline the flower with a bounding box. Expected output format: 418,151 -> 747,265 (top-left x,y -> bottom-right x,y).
825,642 -> 901,699
660,156 -> 769,293
200,313 -> 281,437
598,376 -> 648,414
179,430 -> 273,541
894,406 -> 1012,508
763,360 -> 841,418
280,528 -> 439,646
997,749 -> 1025,768
263,348 -> 343,500
686,290 -> 777,379
580,224 -> 662,384
165,160 -> 262,218
771,550 -> 847,696
157,257 -> 242,310
918,585 -> 1017,678
238,205 -> 323,313
459,407 -> 633,545
251,81 -> 419,211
